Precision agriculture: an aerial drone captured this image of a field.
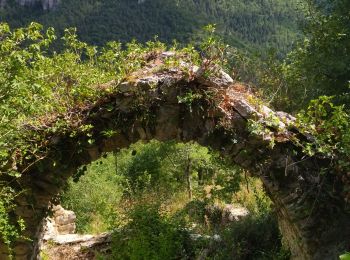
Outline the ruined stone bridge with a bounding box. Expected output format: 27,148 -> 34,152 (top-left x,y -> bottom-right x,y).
1,54 -> 349,259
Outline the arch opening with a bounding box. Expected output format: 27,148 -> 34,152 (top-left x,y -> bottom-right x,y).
44,140 -> 285,259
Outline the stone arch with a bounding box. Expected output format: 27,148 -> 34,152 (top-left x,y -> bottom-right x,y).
1,56 -> 349,259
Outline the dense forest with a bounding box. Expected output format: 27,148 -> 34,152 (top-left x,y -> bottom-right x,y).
0,0 -> 302,53
0,0 -> 350,259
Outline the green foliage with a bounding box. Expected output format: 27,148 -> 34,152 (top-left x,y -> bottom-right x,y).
210,213 -> 289,260
115,141 -> 240,199
295,96 -> 350,200
61,141 -> 241,233
199,24 -> 229,68
0,22 -> 114,173
233,0 -> 350,112
60,153 -> 124,233
255,0 -> 350,111
61,140 -> 287,259
177,91 -> 203,110
110,204 -> 191,260
115,141 -> 178,195
203,178 -> 289,259
0,187 -> 26,258
0,0 -> 302,54
233,177 -> 272,217
296,96 -> 350,160
340,253 -> 350,260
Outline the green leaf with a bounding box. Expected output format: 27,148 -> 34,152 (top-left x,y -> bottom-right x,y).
340,253 -> 350,260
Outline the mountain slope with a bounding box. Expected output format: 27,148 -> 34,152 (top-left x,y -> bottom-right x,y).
0,0 -> 302,53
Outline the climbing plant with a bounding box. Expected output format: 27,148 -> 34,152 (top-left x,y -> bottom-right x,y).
0,188 -> 26,258
295,96 -> 350,201
247,95 -> 350,203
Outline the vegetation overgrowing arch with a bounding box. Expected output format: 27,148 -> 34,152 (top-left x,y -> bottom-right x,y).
0,23 -> 349,260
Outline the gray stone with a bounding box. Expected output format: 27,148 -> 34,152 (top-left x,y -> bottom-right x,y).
222,204 -> 249,224
56,223 -> 76,235
42,205 -> 76,241
194,65 -> 234,88
1,0 -> 61,10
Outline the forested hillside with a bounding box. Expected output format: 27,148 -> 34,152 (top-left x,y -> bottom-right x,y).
0,0 -> 302,53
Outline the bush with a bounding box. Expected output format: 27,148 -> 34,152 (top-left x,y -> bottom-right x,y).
110,204 -> 193,260
210,212 -> 289,260
60,153 -> 124,233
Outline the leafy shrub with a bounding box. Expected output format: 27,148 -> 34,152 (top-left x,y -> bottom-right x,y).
0,187 -> 26,258
110,204 -> 193,260
295,96 -> 350,201
210,213 -> 290,260
340,252 -> 350,260
60,153 -> 124,233
178,199 -> 207,225
233,177 -> 272,216
204,177 -> 290,259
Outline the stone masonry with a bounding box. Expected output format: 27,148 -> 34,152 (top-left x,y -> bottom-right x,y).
0,52 -> 349,259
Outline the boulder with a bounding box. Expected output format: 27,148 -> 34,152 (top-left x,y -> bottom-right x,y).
194,64 -> 234,88
205,203 -> 249,225
222,204 -> 249,224
42,205 -> 76,240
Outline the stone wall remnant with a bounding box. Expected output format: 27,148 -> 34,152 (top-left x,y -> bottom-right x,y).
0,52 -> 349,260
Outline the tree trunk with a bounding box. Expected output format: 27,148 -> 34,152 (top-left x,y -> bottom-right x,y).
185,157 -> 193,200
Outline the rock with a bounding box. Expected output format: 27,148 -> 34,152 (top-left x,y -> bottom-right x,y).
41,0 -> 60,10
57,223 -> 76,235
118,82 -> 134,93
1,0 -> 60,10
222,204 -> 249,224
40,233 -> 112,260
43,218 -> 57,240
276,111 -> 296,125
205,203 -> 249,225
54,207 -> 76,225
160,51 -> 176,58
42,205 -> 76,240
40,206 -> 112,258
52,234 -> 93,244
189,233 -> 220,241
194,64 -> 233,88
231,99 -> 258,119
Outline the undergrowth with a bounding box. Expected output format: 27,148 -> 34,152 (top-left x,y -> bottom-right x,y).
61,141 -> 289,259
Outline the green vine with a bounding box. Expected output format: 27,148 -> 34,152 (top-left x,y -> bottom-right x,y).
0,187 -> 26,258
247,96 -> 350,201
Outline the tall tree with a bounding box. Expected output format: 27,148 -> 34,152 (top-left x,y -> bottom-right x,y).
282,0 -> 350,107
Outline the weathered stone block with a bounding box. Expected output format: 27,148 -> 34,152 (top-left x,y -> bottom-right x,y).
56,223 -> 76,235
54,212 -> 76,226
